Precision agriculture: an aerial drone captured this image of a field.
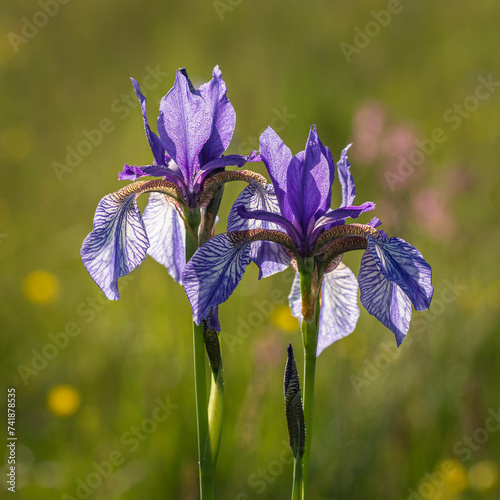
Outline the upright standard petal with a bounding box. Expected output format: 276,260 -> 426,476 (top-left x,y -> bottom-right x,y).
143,193 -> 186,283
259,127 -> 293,220
131,78 -> 166,166
366,236 -> 433,311
228,184 -> 291,278
287,265 -> 360,355
358,248 -> 412,346
157,70 -> 213,188
336,144 -> 356,207
183,233 -> 253,324
81,189 -> 149,300
197,66 -> 236,164
286,126 -> 335,236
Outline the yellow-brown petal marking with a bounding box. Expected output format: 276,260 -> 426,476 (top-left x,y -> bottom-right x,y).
108,179 -> 184,206
198,170 -> 267,207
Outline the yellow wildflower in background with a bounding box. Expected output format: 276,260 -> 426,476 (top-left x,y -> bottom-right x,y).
47,385 -> 81,417
23,270 -> 60,304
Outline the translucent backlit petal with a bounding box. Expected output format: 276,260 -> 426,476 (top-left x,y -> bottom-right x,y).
288,265 -> 360,355
317,264 -> 360,355
359,247 -> 412,345
81,190 -> 149,300
367,236 -> 433,311
143,192 -> 186,283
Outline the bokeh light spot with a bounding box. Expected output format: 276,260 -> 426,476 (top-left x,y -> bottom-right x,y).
23,270 -> 60,304
441,459 -> 468,493
47,385 -> 81,417
270,305 -> 298,332
468,461 -> 498,492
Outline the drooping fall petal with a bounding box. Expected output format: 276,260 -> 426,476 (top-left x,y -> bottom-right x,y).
81,189 -> 150,300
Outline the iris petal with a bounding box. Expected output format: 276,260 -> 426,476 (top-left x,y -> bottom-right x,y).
228,184 -> 292,278
131,78 -> 166,166
143,193 -> 186,283
205,306 -> 221,332
317,264 -> 360,355
288,264 -> 360,355
81,190 -> 149,300
259,127 -> 293,220
157,70 -> 213,189
286,126 -> 335,235
359,248 -> 412,346
193,154 -> 258,194
366,236 -> 433,311
336,144 -> 356,207
197,65 -> 236,165
118,164 -> 181,183
183,233 -> 253,324
311,202 -> 376,236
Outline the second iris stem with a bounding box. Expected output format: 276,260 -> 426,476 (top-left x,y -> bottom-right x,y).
186,209 -> 224,500
299,265 -> 321,498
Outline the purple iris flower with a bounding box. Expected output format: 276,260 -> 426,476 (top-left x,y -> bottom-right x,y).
81,67 -> 260,320
183,126 -> 433,350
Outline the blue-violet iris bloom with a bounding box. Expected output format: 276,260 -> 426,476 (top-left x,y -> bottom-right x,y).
183,126 -> 433,351
81,67 -> 259,322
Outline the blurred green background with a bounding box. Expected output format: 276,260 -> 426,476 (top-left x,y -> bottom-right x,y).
1,0 -> 500,498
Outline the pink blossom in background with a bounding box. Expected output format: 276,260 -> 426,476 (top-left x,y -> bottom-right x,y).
411,187 -> 456,242
381,124 -> 418,159
351,101 -> 387,163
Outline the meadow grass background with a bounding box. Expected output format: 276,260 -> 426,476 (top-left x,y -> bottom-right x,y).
1,0 -> 500,498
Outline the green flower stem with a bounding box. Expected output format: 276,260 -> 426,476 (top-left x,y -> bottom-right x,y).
292,459 -> 303,500
298,265 -> 321,498
292,454 -> 303,500
207,343 -> 224,467
185,209 -> 215,500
